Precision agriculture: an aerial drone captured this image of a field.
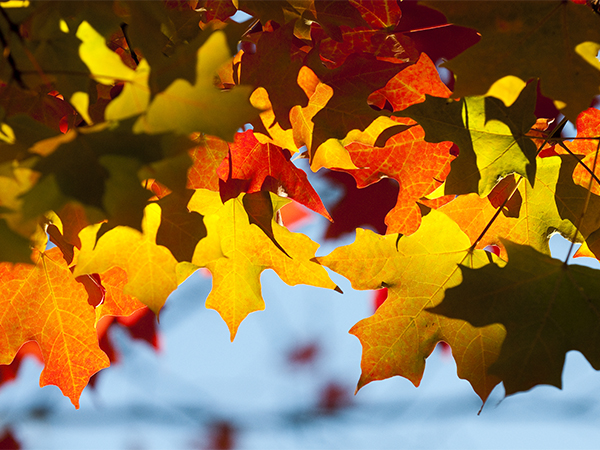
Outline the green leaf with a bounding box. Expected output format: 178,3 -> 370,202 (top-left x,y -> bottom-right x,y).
131,30 -> 259,141
425,0 -> 600,121
399,82 -> 538,196
0,219 -> 32,264
431,240 -> 600,396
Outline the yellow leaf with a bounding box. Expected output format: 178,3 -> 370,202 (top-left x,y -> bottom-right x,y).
189,189 -> 339,340
74,203 -> 179,315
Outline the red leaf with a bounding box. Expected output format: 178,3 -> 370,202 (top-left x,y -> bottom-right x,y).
218,130 -> 331,220
0,428 -> 20,450
318,382 -> 352,414
323,171 -> 398,239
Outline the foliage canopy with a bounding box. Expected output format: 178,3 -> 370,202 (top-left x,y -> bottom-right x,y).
2,0 -> 600,410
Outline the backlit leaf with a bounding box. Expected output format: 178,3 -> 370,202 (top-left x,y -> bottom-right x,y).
319,208 -> 506,403
426,0 -> 600,121
432,240 -> 600,395
399,81 -> 538,196
0,248 -> 109,407
189,190 -> 339,340
74,203 -> 180,315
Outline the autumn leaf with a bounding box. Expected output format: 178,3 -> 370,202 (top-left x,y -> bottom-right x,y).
122,1 -> 207,96
237,1 -> 311,27
439,156 -> 577,260
431,240 -> 600,396
322,171 -> 399,239
0,247 -> 109,407
189,189 -> 339,340
6,0 -> 600,410
0,163 -> 43,263
289,76 -> 358,171
92,265 -> 146,323
556,108 -> 600,195
0,3 -> 91,99
306,49 -> 407,157
73,203 -> 182,315
339,53 -> 455,235
106,30 -> 259,142
313,0 -> 418,69
240,22 -> 308,129
22,120 -> 194,234
187,134 -> 230,191
319,207 -> 506,403
200,0 -> 238,22
312,0 -> 368,42
155,190 -> 207,263
218,129 -> 331,220
426,0 -> 600,121
399,81 -> 538,196
0,85 -> 77,135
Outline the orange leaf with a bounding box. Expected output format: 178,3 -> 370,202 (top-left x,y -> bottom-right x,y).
341,54 -> 455,234
0,248 -> 109,408
187,135 -> 229,192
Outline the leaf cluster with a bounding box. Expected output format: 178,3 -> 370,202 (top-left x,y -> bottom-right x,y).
1,0 -> 600,409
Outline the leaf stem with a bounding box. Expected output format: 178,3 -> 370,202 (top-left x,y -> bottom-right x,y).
469,116 -> 568,252
564,139 -> 600,265
469,175 -> 524,252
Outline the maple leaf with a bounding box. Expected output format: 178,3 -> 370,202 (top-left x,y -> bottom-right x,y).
92,266 -> 146,323
0,163 -> 44,263
0,247 -> 109,408
306,49 -> 407,157
106,30 -> 259,142
240,22 -> 308,129
0,3 -> 91,99
399,81 -> 539,196
313,0 -> 368,42
155,190 -> 207,263
432,240 -> 600,396
426,0 -> 600,121
189,189 -> 339,340
237,1 -> 311,26
199,0 -> 238,22
249,87 -> 303,153
373,2 -> 477,82
339,53 -> 455,235
217,129 -> 331,220
322,171 -> 398,239
313,0 -> 419,69
73,203 -> 182,315
319,207 -> 506,403
288,75 -> 357,170
556,108 -> 600,195
439,156 -> 577,260
187,134 -> 230,192
553,155 -> 600,259
0,85 -> 77,135
119,1 -> 207,96
22,120 -> 195,236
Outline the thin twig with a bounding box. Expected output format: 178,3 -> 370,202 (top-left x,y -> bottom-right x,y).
556,141 -> 600,187
469,117 -> 568,251
120,23 -> 139,66
564,139 -> 600,265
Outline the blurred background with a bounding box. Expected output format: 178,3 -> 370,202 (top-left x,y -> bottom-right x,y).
0,162 -> 600,450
